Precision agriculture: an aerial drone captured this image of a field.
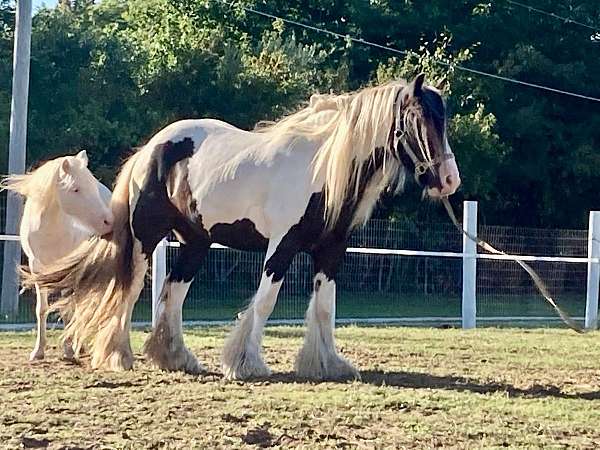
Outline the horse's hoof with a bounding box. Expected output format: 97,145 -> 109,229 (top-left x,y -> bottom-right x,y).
295,351 -> 360,382
62,348 -> 75,361
221,354 -> 272,381
144,337 -> 205,375
29,350 -> 44,361
61,353 -> 77,363
183,354 -> 206,375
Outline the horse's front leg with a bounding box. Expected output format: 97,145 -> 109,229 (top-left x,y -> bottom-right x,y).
296,240 -> 360,381
30,284 -> 48,361
222,235 -> 295,380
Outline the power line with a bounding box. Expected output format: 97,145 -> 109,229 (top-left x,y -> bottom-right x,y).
231,3 -> 600,103
505,0 -> 599,33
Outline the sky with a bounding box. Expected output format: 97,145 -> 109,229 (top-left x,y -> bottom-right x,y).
33,0 -> 58,10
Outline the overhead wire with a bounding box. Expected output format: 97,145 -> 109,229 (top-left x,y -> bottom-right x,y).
505,0 -> 599,33
224,2 -> 600,103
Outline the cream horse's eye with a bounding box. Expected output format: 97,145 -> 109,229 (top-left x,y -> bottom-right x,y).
73,188 -> 80,193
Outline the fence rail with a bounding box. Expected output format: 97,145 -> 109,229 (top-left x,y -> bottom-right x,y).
149,202 -> 600,329
0,202 -> 598,329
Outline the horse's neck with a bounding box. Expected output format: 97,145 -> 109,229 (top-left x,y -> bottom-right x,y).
340,148 -> 399,232
21,198 -> 88,264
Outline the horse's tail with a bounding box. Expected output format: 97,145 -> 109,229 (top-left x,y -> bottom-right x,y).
20,151 -> 145,369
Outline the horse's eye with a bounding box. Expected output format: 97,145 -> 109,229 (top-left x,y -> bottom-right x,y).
73,188 -> 79,193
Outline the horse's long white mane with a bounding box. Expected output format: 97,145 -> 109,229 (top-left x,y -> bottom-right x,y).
255,81 -> 405,226
0,159 -> 63,204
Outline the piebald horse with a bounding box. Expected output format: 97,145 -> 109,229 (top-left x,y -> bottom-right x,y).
25,74 -> 460,380
2,151 -> 113,360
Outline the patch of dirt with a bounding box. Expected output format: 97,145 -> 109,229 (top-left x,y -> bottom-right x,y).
241,426 -> 274,447
221,413 -> 252,423
20,436 -> 50,448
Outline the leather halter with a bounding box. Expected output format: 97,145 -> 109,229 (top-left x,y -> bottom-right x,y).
394,128 -> 455,177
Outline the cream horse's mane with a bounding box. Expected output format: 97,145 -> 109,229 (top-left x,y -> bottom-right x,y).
0,158 -> 66,206
254,80 -> 407,225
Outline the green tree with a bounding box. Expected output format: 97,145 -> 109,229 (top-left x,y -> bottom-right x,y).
0,0 -> 598,227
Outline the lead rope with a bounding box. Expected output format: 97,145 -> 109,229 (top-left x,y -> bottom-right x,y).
441,197 -> 584,333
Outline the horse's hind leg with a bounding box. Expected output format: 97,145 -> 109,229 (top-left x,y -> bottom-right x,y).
143,223 -> 210,374
222,235 -> 295,380
295,241 -> 359,381
55,290 -> 76,360
62,337 -> 75,360
30,284 -> 48,361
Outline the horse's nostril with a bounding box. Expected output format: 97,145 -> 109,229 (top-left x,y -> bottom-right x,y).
444,175 -> 453,187
104,219 -> 112,226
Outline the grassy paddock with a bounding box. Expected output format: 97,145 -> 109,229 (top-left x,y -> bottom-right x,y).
1,326 -> 599,449
4,291 -> 585,324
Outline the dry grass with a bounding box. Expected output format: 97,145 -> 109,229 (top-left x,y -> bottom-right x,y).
1,326 -> 600,449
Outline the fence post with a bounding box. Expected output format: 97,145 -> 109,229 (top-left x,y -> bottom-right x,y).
151,239 -> 167,327
462,201 -> 477,329
1,0 -> 31,315
585,211 -> 600,330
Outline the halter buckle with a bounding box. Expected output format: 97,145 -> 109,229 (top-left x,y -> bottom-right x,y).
391,122 -> 455,178
414,162 -> 429,176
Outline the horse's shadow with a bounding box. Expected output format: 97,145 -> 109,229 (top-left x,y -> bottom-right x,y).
264,370 -> 600,401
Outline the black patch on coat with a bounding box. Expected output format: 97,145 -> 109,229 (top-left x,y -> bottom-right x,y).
209,219 -> 269,252
310,235 -> 348,281
132,138 -> 209,262
263,147 -> 388,283
157,137 -> 194,183
169,238 -> 210,283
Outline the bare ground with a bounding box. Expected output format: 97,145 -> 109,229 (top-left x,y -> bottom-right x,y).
1,326 -> 600,449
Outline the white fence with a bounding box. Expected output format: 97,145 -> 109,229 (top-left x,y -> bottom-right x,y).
0,201 -> 599,329
149,201 -> 600,329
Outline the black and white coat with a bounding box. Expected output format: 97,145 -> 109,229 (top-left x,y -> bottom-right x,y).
30,74 -> 460,380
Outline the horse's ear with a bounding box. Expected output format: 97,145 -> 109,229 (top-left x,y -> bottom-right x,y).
436,76 -> 448,92
408,73 -> 426,97
75,150 -> 88,166
59,158 -> 71,177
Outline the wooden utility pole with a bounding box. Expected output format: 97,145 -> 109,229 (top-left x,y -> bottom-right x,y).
1,0 -> 32,315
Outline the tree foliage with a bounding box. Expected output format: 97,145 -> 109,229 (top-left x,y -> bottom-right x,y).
0,0 -> 598,227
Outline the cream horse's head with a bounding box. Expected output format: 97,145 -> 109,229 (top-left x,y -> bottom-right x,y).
56,150 -> 113,236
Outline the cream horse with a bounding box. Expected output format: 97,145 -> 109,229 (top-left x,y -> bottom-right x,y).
25,75 -> 460,379
2,151 -> 113,360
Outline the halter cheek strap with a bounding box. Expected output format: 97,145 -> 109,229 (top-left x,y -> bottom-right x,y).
394,129 -> 455,178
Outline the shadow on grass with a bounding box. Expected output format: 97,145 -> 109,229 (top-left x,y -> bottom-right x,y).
360,370 -> 600,401
254,370 -> 600,401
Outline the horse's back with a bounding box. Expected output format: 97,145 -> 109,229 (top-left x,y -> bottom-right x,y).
145,119 -> 245,151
